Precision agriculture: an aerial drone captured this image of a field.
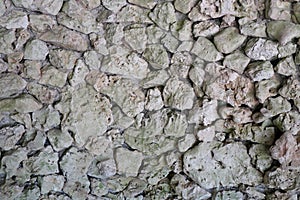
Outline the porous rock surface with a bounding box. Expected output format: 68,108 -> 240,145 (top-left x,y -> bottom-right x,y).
0,0 -> 299,199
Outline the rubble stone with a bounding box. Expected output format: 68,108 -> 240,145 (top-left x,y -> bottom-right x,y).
193,20 -> 220,37
246,61 -> 274,81
223,51 -> 250,74
149,2 -> 176,31
12,0 -> 63,15
245,38 -> 278,60
143,44 -> 169,69
191,37 -> 223,62
24,39 -> 48,60
0,73 -> 27,99
115,148 -> 143,177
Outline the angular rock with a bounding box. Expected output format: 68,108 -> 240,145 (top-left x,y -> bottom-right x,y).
124,25 -> 147,53
178,134 -> 196,153
141,70 -> 169,89
161,33 -> 179,53
63,84 -> 113,147
87,156 -> 116,179
0,10 -> 28,29
255,75 -> 281,103
246,61 -> 274,81
0,94 -> 43,113
39,26 -> 89,51
193,20 -> 220,37
240,20 -> 267,37
128,0 -> 156,9
143,44 -> 169,69
13,0 -> 63,15
260,96 -> 291,118
0,125 -> 25,151
275,56 -> 297,76
57,0 -> 101,34
163,77 -> 195,110
23,60 -> 41,80
146,25 -> 165,44
149,2 -> 176,30
196,126 -> 215,142
32,106 -> 60,131
27,82 -> 60,104
191,37 -> 223,62
39,66 -> 68,88
49,49 -> 80,70
214,27 -> 247,54
90,178 -> 109,197
47,128 -> 73,152
223,51 -> 250,74
174,0 -> 197,14
102,52 -> 149,79
0,73 -> 27,99
249,144 -> 273,172
245,38 -> 278,60
24,146 -> 59,175
267,21 -> 300,45
102,0 -> 127,12
69,59 -> 90,86
164,111 -> 188,137
115,148 -> 143,177
184,142 -> 262,189
171,19 -> 193,41
145,88 -> 164,111
266,0 -> 291,21
215,191 -> 244,200
29,14 -> 57,33
115,5 -> 151,23
278,42 -> 297,58
0,29 -> 16,54
24,39 -> 48,60
266,168 -> 300,190
93,74 -> 144,117
40,175 -> 65,194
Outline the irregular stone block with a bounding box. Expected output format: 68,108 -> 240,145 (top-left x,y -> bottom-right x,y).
24,39 -> 48,61
275,56 -> 297,76
39,66 -> 68,88
0,73 -> 27,99
246,61 -> 274,81
12,0 -> 63,15
223,51 -> 250,74
47,129 -> 73,152
267,21 -> 300,45
191,37 -> 223,62
149,2 -> 176,30
0,125 -> 25,151
214,27 -> 247,54
143,44 -> 169,69
29,14 -> 57,33
245,38 -> 278,60
0,10 -> 28,29
40,175 -> 65,194
193,20 -> 220,37
240,20 -> 267,37
115,148 -> 143,177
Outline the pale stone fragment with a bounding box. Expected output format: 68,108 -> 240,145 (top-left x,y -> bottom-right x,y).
0,29 -> 15,54
271,132 -> 300,169
115,5 -> 151,23
15,95 -> 42,113
161,33 -> 179,53
124,26 -> 147,53
23,60 -> 41,80
57,0 -> 101,34
174,0 -> 197,14
29,14 -> 57,33
164,111 -> 188,137
0,179 -> 24,200
267,21 -> 300,45
128,0 -> 156,9
266,168 -> 300,190
0,73 -> 27,99
146,25 -> 165,44
69,59 -> 90,86
47,129 -> 73,152
143,44 -> 169,69
223,51 -> 250,74
115,148 -> 143,177
266,0 -> 291,20
90,33 -> 109,56
12,0 -> 63,15
189,65 -> 205,92
178,134 -> 196,153
171,174 -> 211,200
145,88 -> 164,111
260,96 -> 291,118
245,38 -> 278,60
193,20 -> 220,37
123,178 -> 147,198
111,106 -> 135,130
246,61 -> 274,81
49,49 -> 81,70
32,106 -> 60,131
0,125 -> 25,151
214,27 -> 247,54
183,142 -> 262,189
197,126 -> 215,142
40,175 -> 65,194
63,84 -> 113,147
249,144 -> 273,172
39,66 -> 68,88
78,0 -> 101,10
149,2 -> 176,30
85,136 -> 113,157
27,131 -> 47,151
215,191 -> 244,200
191,37 -> 223,62
163,77 -> 195,110
24,146 -> 59,175
278,42 -> 297,58
245,187 -> 266,200
39,26 -> 89,51
141,70 -> 169,89
0,10 -> 28,29
27,82 -> 60,104
24,39 -> 48,60
102,52 -> 149,79
171,20 -> 193,41
90,178 -> 109,197
0,1 -> 5,16
102,0 -> 127,12
279,78 -> 300,106
255,75 -> 281,103
275,56 -> 297,76
87,156 -> 116,179
274,111 -> 300,135
240,20 -> 267,37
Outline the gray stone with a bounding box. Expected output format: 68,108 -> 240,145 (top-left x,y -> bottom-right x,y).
278,42 -> 297,58
246,61 -> 274,81
193,20 -> 220,37
0,29 -> 16,54
27,82 -> 60,104
32,106 -> 60,131
143,44 -> 169,69
0,73 -> 27,99
141,70 -> 169,88
275,56 -> 297,76
163,77 -> 195,110
184,142 -> 262,189
115,5 -> 151,23
261,96 -> 291,118
240,20 -> 267,37
223,51 -> 250,74
191,37 -> 223,62
266,0 -> 291,21
145,88 -> 164,111
215,191 -> 244,200
267,21 -> 300,45
102,0 -> 127,12
0,125 -> 25,151
12,0 -> 63,15
249,144 -> 273,172
245,38 -> 278,60
214,27 -> 247,54
124,26 -> 147,53
149,2 -> 176,30
174,0 -> 197,14
161,33 -> 179,53
47,129 -> 73,152
0,10 -> 28,29
49,49 -> 80,70
40,175 -> 65,195
24,39 -> 48,60
39,26 -> 89,51
0,94 -> 43,113
115,148 -> 143,177
39,66 -> 68,88
29,14 -> 57,33
255,75 -> 281,103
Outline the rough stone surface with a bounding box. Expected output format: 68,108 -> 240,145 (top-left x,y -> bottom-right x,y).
24,39 -> 48,60
245,38 -> 278,60
191,37 -> 223,62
